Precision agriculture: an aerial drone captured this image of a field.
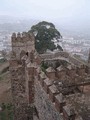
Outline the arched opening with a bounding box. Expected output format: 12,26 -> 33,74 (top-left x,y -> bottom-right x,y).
26,52 -> 29,56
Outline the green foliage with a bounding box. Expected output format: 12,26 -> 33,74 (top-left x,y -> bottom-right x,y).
0,103 -> 14,120
29,21 -> 63,53
41,61 -> 48,69
41,61 -> 48,73
0,58 -> 6,64
41,67 -> 46,73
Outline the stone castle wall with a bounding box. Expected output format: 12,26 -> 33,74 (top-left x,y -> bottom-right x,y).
10,61 -> 28,120
40,51 -> 69,60
10,31 -> 90,120
68,55 -> 85,66
35,78 -> 63,120
33,61 -> 90,120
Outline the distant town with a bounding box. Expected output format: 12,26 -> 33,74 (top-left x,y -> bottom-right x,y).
0,20 -> 90,61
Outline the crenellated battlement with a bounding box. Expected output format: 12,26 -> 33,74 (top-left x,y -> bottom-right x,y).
35,61 -> 90,120
12,32 -> 35,43
11,32 -> 35,60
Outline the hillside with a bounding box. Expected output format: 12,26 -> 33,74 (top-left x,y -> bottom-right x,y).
0,61 -> 11,104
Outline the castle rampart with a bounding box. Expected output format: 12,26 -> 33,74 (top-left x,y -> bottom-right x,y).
10,31 -> 90,120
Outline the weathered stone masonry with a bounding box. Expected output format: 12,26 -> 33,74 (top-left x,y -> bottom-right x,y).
10,32 -> 35,120
34,75 -> 63,120
10,31 -> 90,120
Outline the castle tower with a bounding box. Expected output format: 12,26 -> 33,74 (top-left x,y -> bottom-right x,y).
10,32 -> 36,120
11,32 -> 35,60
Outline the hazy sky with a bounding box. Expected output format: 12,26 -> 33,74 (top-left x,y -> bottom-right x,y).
0,0 -> 90,26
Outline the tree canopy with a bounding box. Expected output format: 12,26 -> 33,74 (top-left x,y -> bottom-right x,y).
29,21 -> 63,53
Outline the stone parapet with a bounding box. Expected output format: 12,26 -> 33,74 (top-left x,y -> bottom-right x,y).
55,93 -> 66,113
46,67 -> 56,80
43,78 -> 53,94
12,32 -> 35,43
63,105 -> 76,120
49,84 -> 59,102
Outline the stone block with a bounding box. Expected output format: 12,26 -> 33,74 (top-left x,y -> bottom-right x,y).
56,65 -> 66,79
57,71 -> 66,79
43,78 -> 53,94
46,67 -> 56,80
55,93 -> 66,113
39,72 -> 47,86
49,85 -> 59,102
63,105 -> 76,120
